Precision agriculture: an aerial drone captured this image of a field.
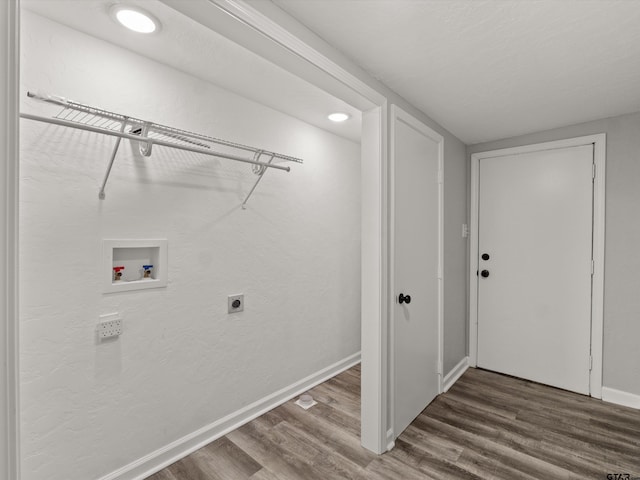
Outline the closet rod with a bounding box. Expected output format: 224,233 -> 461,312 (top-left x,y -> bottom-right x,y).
20,113 -> 292,173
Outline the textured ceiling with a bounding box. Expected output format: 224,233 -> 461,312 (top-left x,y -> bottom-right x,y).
272,0 -> 640,144
21,0 -> 362,142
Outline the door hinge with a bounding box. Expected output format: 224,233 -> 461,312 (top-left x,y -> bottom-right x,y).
592,164 -> 596,179
591,260 -> 595,275
438,170 -> 444,185
589,355 -> 593,371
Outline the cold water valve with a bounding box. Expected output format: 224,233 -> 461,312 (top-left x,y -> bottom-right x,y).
142,264 -> 153,279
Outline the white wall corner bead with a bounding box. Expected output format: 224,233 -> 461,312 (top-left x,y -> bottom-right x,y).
20,91 -> 303,208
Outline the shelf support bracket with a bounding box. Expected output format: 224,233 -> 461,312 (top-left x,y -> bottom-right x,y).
242,151 -> 274,209
139,122 -> 153,157
98,118 -> 128,200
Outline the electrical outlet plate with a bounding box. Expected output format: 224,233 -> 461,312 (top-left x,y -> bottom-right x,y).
98,313 -> 122,339
228,294 -> 244,313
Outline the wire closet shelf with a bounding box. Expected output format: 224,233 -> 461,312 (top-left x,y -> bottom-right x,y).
20,91 -> 304,208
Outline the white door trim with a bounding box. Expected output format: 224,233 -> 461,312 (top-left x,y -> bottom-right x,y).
389,105 -> 444,440
359,104 -> 390,454
469,134 -> 606,398
208,0 -> 384,105
1,1 -> 21,479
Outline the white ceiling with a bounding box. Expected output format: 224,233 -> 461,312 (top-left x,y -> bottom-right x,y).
20,0 -> 362,142
272,0 -> 640,144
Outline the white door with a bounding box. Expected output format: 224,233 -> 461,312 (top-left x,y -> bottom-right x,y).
477,145 -> 594,394
392,107 -> 442,438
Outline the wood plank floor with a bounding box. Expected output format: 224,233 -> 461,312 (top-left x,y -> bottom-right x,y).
147,365 -> 640,479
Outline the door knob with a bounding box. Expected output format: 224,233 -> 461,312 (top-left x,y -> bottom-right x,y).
398,293 -> 411,304
481,253 -> 490,261
481,270 -> 490,278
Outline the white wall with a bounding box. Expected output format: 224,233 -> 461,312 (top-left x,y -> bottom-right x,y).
442,137 -> 468,373
19,11 -> 361,480
468,111 -> 640,398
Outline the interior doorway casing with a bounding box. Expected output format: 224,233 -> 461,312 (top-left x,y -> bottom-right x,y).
1,1 -> 20,479
469,134 -> 606,398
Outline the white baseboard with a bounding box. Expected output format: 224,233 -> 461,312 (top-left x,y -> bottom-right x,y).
443,356 -> 469,392
602,386 -> 640,410
100,352 -> 361,480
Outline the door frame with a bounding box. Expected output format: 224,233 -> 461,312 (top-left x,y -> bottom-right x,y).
1,1 -> 20,479
469,134 -> 606,398
389,105 -> 444,446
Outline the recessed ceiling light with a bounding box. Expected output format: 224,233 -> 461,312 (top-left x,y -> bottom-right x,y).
328,113 -> 350,123
110,5 -> 160,34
